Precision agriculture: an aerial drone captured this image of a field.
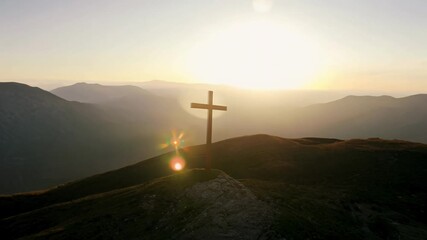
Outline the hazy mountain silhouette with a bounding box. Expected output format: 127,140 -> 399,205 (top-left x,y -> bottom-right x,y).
1,135 -> 426,239
286,94 -> 427,143
53,81 -> 206,144
136,80 -> 347,106
51,82 -> 152,103
0,83 -> 161,194
50,81 -> 350,141
52,82 -> 427,143
115,81 -> 427,143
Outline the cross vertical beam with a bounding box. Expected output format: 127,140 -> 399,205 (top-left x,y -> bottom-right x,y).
206,91 -> 213,171
191,91 -> 227,170
207,91 -> 213,145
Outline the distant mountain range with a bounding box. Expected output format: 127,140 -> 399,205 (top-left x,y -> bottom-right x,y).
52,81 -> 427,143
1,135 -> 426,239
0,82 -> 176,193
1,81 -> 427,194
51,82 -> 152,103
285,94 -> 427,143
0,83 -> 106,193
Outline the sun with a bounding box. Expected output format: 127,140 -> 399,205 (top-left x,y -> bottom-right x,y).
187,19 -> 322,89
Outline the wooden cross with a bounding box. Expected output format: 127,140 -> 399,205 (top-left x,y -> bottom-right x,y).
191,91 -> 227,170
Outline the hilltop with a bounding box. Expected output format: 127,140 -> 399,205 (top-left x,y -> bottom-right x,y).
1,135 -> 427,239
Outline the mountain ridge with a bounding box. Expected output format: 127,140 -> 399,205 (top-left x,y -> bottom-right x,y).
0,82 -> 159,194
51,82 -> 154,103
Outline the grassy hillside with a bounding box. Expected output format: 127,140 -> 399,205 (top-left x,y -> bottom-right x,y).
1,135 -> 426,239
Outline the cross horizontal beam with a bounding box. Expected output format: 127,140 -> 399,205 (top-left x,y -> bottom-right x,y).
191,103 -> 227,111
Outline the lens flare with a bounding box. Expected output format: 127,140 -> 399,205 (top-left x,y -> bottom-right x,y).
159,130 -> 186,150
174,163 -> 183,171
170,156 -> 186,171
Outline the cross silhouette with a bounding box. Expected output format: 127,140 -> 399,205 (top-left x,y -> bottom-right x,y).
191,91 -> 227,170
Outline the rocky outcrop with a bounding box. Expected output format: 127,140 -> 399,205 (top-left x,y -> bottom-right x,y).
165,171 -> 282,240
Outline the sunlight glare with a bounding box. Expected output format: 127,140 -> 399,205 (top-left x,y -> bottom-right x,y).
187,19 -> 322,89
253,0 -> 273,13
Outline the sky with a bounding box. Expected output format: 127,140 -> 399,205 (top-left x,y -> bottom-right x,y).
0,0 -> 426,92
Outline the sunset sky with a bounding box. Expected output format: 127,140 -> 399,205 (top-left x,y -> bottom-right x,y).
1,0 -> 426,92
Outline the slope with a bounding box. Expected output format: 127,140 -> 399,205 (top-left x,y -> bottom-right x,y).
1,134 -> 426,239
1,169 -> 278,240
